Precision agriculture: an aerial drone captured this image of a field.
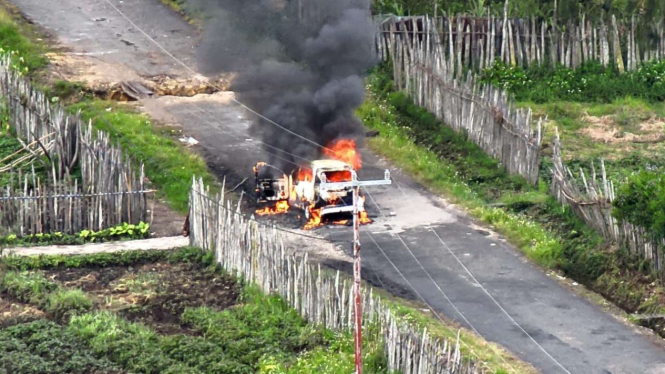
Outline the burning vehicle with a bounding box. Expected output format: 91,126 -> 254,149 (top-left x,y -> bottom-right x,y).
254,162 -> 290,203
254,140 -> 372,229
254,162 -> 291,215
292,159 -> 364,224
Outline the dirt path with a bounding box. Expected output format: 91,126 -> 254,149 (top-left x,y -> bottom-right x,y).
11,0 -> 665,372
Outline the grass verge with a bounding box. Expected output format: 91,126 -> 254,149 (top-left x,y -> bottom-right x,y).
0,2 -> 220,215
0,3 -> 48,73
158,0 -> 205,26
358,66 -> 665,337
69,100 -> 219,214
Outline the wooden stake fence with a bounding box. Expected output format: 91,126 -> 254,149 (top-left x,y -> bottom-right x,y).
377,14 -> 665,283
376,13 -> 665,75
377,16 -> 543,185
189,178 -> 484,374
550,131 -> 665,277
0,55 -> 149,235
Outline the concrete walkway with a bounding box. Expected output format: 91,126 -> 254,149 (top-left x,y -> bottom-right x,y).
1,236 -> 190,257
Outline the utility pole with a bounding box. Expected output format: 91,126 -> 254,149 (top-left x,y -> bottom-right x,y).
320,169 -> 392,374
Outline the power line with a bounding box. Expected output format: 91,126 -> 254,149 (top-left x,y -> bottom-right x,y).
428,228 -> 572,374
94,3 -> 563,371
383,179 -> 571,373
360,190 -> 519,374
100,0 -> 333,154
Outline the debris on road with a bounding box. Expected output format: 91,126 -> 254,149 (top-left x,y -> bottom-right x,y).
179,136 -> 199,146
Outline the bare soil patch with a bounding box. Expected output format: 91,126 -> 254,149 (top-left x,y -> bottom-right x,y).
42,261 -> 241,335
0,295 -> 45,327
580,114 -> 665,144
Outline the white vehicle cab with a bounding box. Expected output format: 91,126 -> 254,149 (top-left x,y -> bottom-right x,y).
293,159 -> 364,219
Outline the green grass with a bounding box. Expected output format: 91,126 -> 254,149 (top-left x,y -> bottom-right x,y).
67,269 -> 386,373
46,289 -> 93,320
0,6 -> 48,73
158,0 -> 206,26
522,97 -> 665,177
69,100 -> 219,213
0,271 -> 58,305
0,248 -> 391,374
0,4 -> 51,187
0,270 -> 93,321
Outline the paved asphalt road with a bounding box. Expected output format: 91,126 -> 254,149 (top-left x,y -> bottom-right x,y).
12,0 -> 665,372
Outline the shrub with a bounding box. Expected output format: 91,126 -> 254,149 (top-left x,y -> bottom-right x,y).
0,320 -> 119,374
613,170 -> 665,241
480,60 -> 665,103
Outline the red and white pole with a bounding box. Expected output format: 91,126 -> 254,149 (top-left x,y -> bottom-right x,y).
353,185 -> 363,374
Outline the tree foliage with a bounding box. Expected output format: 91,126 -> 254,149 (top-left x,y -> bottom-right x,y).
372,0 -> 665,21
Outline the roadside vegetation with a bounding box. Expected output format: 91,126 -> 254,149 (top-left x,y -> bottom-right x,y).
358,65 -> 665,336
0,247 -> 530,374
0,5 -> 49,189
373,0 -> 665,21
0,2 -> 218,217
69,100 -> 217,213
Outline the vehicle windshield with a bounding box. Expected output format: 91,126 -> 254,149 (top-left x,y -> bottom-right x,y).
323,170 -> 352,182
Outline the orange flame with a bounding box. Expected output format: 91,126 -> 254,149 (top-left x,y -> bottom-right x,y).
359,196 -> 372,224
304,204 -> 322,230
325,170 -> 352,182
255,200 -> 290,216
359,210 -> 372,225
297,167 -> 313,182
324,139 -> 361,170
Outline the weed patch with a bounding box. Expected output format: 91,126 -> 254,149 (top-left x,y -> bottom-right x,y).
0,271 -> 93,322
0,6 -> 48,73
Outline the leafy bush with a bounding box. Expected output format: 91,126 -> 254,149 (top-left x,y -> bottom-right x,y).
613,170 -> 665,241
180,287 -> 323,369
481,60 -> 665,103
0,221 -> 151,246
0,320 -> 120,374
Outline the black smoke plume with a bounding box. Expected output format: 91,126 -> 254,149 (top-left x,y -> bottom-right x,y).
193,0 -> 376,172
